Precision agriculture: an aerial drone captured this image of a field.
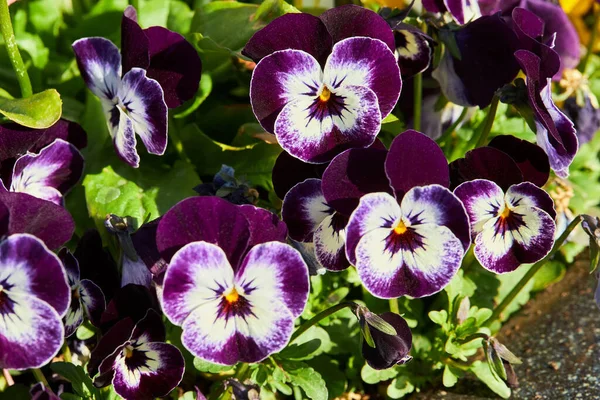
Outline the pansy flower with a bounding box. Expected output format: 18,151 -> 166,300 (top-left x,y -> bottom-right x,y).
454,179 -> 556,273
92,310 -> 184,400
345,130 -> 471,299
512,7 -> 578,177
422,0 -> 481,25
244,5 -> 401,163
157,196 -> 309,365
59,249 -> 106,337
282,144 -> 390,271
0,234 -> 70,369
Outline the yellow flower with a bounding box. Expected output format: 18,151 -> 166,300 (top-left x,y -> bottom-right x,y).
561,0 -> 600,52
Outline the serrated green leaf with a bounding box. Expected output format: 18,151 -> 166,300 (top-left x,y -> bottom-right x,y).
50,362 -> 99,399
471,361 -> 511,399
0,89 -> 61,128
193,357 -> 234,373
305,355 -> 347,398
281,361 -> 328,400
428,310 -> 448,326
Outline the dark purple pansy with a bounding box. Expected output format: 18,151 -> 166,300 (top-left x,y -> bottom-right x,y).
0,234 -> 70,370
245,5 -> 400,163
563,96 -> 600,145
158,197 -> 309,365
449,135 -> 550,190
93,310 -> 184,400
345,130 -> 470,299
432,13 -> 520,108
512,7 -> 578,177
59,248 -> 106,337
454,179 -> 556,274
72,38 -> 167,168
361,311 -> 412,370
121,6 -> 202,108
422,0 -> 481,24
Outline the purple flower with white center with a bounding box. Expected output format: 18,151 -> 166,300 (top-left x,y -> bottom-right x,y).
93,310 -> 184,400
282,146 -> 391,271
454,179 -> 556,274
512,7 -> 579,177
157,196 -> 309,365
0,234 -> 70,369
345,130 -> 471,299
59,248 -> 105,337
0,139 -> 84,206
245,5 -> 401,163
422,0 -> 481,25
72,38 -> 168,168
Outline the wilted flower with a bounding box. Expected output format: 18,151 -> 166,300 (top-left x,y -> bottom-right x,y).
158,197 -> 309,364
485,336 -> 522,388
454,179 -> 556,273
59,248 -> 106,337
357,307 -> 412,370
0,234 -> 70,369
245,5 -> 400,163
581,214 -> 600,273
345,130 -> 471,298
92,310 -> 184,400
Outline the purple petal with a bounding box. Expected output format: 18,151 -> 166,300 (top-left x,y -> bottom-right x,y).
107,102 -> 139,167
488,135 -> 550,187
319,5 -> 396,52
30,383 -> 61,400
422,0 -> 446,13
79,279 -> 106,327
58,248 -> 80,286
0,191 -> 74,250
10,139 -> 84,205
130,309 -> 166,344
324,37 -> 401,119
144,26 -> 203,108
119,67 -> 168,157
121,6 -> 150,74
131,218 -> 165,276
0,293 -> 65,369
121,256 -> 153,289
449,146 -> 523,191
64,297 -> 84,338
238,204 -> 288,246
272,151 -> 328,200
432,14 -> 520,108
235,241 -> 309,318
242,13 -> 332,65
454,179 -> 505,238
393,26 -> 434,79
362,312 -> 412,370
250,49 -> 322,135
110,341 -> 184,399
322,147 -> 391,216
88,317 -> 135,376
385,130 -> 449,199
72,37 -> 122,101
346,192 -> 401,266
443,0 -> 481,25
99,284 -> 157,331
281,179 -> 330,242
314,212 -> 350,271
506,182 -> 556,220
156,196 -> 250,266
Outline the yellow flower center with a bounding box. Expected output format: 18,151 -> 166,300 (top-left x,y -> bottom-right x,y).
499,206 -> 511,219
394,220 -> 408,235
224,287 -> 240,303
124,345 -> 134,359
319,86 -> 332,102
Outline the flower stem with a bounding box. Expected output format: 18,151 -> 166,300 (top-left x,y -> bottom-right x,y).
2,369 -> 14,386
580,3 -> 600,74
471,95 -> 499,148
62,343 -> 72,363
0,0 -> 32,98
485,215 -> 582,326
438,106 -> 469,146
289,302 -> 355,344
32,368 -> 49,387
413,72 -> 423,132
389,298 -> 400,314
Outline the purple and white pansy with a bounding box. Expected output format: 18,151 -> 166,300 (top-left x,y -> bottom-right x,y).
59,249 -> 106,337
0,234 -> 70,370
454,180 -> 556,274
158,197 -> 310,365
245,5 -> 401,163
345,130 -> 471,299
93,310 -> 184,400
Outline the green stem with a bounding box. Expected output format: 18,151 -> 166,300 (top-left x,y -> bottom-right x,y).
413,72 -> 423,132
32,368 -> 49,387
580,3 -> 600,74
389,298 -> 400,314
2,369 -> 14,386
457,332 -> 489,345
485,215 -> 582,326
0,0 -> 32,98
289,302 -> 355,344
472,95 -> 499,148
438,107 -> 469,146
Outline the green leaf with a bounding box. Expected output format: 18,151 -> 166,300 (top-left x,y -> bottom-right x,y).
364,312 -> 397,336
281,361 -> 328,400
305,355 -> 347,399
75,321 -> 96,340
0,384 -> 30,400
193,357 -> 234,373
386,376 -> 415,399
532,260 -> 566,291
361,363 -> 398,384
470,361 -> 511,399
254,0 -> 300,23
138,0 -> 170,28
442,364 -> 461,387
50,362 -> 100,399
0,89 -> 61,128
428,310 -> 448,326
279,326 -> 331,360
167,1 -> 194,34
